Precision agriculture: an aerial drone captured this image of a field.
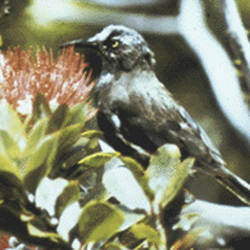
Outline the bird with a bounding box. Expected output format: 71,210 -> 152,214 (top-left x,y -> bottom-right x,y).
61,24 -> 250,205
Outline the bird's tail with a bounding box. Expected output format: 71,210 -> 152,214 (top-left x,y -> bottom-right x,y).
212,165 -> 250,206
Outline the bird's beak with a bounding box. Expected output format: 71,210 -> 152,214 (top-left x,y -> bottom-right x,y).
60,38 -> 99,50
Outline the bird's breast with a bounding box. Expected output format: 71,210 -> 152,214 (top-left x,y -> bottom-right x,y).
97,69 -> 175,124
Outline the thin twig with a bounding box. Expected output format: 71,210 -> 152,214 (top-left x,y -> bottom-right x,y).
218,0 -> 250,91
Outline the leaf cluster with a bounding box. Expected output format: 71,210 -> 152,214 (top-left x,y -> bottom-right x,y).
0,94 -> 195,249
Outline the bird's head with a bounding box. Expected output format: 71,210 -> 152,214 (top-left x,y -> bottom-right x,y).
61,25 -> 156,73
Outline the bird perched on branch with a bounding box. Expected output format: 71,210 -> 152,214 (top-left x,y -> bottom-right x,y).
62,25 -> 250,205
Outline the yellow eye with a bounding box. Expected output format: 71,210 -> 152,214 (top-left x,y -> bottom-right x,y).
111,40 -> 119,48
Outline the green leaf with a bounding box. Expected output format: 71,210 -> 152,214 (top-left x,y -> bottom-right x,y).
60,130 -> 103,172
121,156 -> 154,201
103,157 -> 151,213
57,201 -> 82,241
119,222 -> 161,249
0,100 -> 26,148
23,166 -> 47,194
46,104 -> 69,134
81,130 -> 103,139
24,118 -> 48,156
78,152 -> 117,168
66,102 -> 89,126
32,93 -> 51,123
23,133 -> 59,192
24,133 -> 58,175
35,177 -> 68,216
103,242 -> 125,250
27,223 -> 64,242
0,171 -> 24,201
55,180 -> 81,218
0,204 -> 70,250
23,113 -> 33,132
70,152 -> 117,195
0,152 -> 21,180
49,125 -> 83,177
130,223 -> 160,245
81,130 -> 102,151
57,145 -> 89,175
78,201 -> 124,244
117,206 -> 145,232
162,157 -> 194,207
147,144 -> 194,209
0,130 -> 21,159
57,124 -> 83,152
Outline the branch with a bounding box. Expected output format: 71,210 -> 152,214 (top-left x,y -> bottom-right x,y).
175,199 -> 250,248
218,0 -> 250,91
178,0 -> 250,145
84,0 -> 164,8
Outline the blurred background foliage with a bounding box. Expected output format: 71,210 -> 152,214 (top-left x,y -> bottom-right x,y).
0,0 -> 249,206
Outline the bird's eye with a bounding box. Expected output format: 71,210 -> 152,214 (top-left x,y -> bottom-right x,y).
111,40 -> 119,48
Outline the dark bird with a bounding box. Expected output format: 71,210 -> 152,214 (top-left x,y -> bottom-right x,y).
62,25 -> 250,205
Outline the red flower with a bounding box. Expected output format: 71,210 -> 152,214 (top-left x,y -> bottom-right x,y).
0,235 -> 10,249
0,46 -> 96,117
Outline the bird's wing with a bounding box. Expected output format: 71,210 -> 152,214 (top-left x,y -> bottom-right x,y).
106,89 -> 224,168
97,110 -> 151,165
157,105 -> 224,165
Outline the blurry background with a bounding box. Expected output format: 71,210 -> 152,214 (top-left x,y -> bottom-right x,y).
0,0 -> 249,205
